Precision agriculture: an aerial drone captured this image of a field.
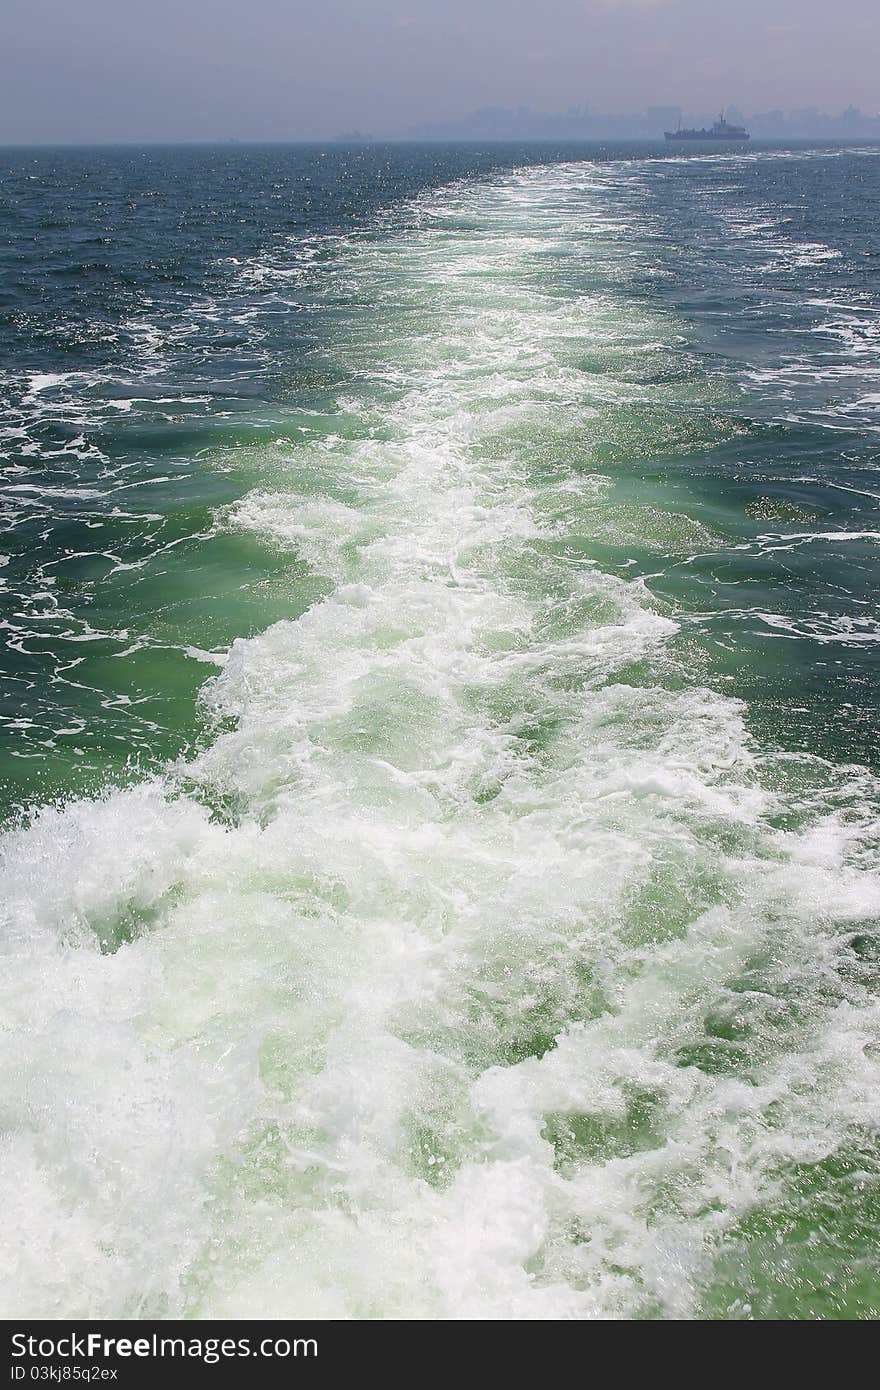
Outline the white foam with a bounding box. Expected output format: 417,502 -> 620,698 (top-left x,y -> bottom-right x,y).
2,163 -> 879,1320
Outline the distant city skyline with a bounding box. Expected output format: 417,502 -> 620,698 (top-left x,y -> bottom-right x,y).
2,0 -> 879,144
385,101 -> 880,144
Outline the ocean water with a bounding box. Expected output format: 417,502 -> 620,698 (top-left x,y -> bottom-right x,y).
1,141 -> 879,1320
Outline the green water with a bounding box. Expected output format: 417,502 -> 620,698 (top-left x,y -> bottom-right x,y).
1,145 -> 879,1319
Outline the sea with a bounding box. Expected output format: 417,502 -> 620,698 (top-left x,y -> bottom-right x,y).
1,140 -> 879,1319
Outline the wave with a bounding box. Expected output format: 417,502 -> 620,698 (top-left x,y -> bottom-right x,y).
2,164 -> 879,1320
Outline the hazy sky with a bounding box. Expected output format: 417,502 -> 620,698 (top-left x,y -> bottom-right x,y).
3,0 -> 878,143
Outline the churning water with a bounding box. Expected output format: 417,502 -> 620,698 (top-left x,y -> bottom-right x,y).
1,143 -> 879,1318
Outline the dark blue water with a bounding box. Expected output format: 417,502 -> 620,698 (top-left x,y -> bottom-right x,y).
0,141 -> 677,805
2,143 -> 879,812
1,142 -> 879,1320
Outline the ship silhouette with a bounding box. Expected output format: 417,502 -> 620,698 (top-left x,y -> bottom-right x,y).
666,110 -> 750,142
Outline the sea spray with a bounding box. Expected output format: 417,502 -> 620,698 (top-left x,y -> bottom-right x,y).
2,155 -> 879,1319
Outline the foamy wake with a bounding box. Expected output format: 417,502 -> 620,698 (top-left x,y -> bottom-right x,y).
2,166 -> 879,1320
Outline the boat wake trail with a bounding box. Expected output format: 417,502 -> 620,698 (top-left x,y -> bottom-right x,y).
2,166 -> 879,1320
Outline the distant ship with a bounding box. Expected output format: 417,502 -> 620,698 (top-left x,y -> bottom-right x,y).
665,111 -> 750,142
